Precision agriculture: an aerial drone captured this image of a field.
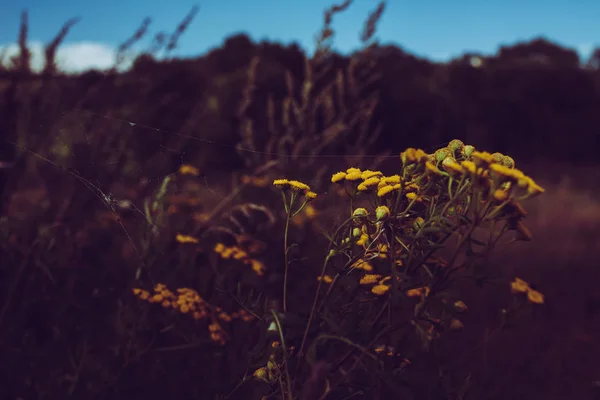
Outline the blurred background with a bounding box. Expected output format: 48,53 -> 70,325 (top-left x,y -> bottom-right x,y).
0,1 -> 599,399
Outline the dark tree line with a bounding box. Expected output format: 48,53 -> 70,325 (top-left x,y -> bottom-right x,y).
1,34 -> 599,178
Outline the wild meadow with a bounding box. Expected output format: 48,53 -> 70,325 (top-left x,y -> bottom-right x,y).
1,2 -> 599,399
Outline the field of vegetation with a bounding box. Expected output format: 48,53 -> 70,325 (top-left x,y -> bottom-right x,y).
1,3 -> 599,399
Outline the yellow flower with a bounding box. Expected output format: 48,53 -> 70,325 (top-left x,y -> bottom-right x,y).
273,179 -> 290,189
441,157 -> 464,175
510,277 -> 529,293
493,189 -> 509,202
371,284 -> 390,296
425,161 -> 445,176
331,172 -> 347,183
346,167 -> 362,174
527,289 -> 544,304
305,191 -> 318,200
377,185 -> 394,197
359,274 -> 382,285
345,171 -> 362,181
357,176 -> 380,191
247,259 -> 266,276
179,164 -> 200,176
288,180 -> 311,193
352,259 -> 374,272
405,192 -> 417,201
518,176 -> 545,197
489,164 -> 525,183
401,148 -> 428,164
406,286 -> 430,298
378,175 -> 401,187
317,275 -> 333,283
460,160 -> 477,174
361,170 -> 383,180
471,151 -> 495,166
176,233 -> 199,244
356,233 -> 369,246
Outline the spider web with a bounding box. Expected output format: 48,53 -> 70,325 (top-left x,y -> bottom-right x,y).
4,100 -> 422,280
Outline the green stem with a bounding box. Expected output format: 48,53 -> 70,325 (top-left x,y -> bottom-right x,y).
272,311 -> 294,400
283,207 -> 292,313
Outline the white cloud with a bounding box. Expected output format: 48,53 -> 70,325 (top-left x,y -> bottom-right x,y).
0,41 -> 136,73
575,43 -> 594,59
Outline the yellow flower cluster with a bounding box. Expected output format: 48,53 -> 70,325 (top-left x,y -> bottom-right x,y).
358,274 -> 397,296
396,141 -> 544,201
214,242 -> 266,276
331,168 -> 406,198
132,284 -> 254,345
272,179 -> 317,200
510,277 -> 544,304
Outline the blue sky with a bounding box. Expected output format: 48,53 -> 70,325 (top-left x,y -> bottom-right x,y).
1,0 -> 599,71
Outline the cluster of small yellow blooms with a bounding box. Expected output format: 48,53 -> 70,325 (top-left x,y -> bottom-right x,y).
132,284 -> 254,345
272,179 -> 317,200
334,143 -> 543,204
214,242 -> 266,276
325,140 -> 545,296
510,277 -> 545,304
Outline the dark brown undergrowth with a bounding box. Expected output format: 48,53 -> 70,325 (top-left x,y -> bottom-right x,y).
1,2 -> 600,399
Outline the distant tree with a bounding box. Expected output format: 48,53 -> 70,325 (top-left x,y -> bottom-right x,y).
585,47 -> 600,69
496,37 -> 580,68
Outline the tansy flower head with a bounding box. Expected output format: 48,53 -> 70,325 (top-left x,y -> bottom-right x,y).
345,171 -> 363,181
288,180 -> 311,193
273,179 -> 290,189
442,157 -> 463,175
357,176 -> 380,191
305,191 -> 318,200
360,274 -> 381,285
471,151 -> 496,167
527,289 -> 544,304
371,284 -> 390,296
425,161 -> 445,176
377,185 -> 395,198
511,277 -> 529,293
361,170 -> 383,180
331,172 -> 346,183
179,164 -> 200,176
378,175 -> 401,187
176,233 -> 199,244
